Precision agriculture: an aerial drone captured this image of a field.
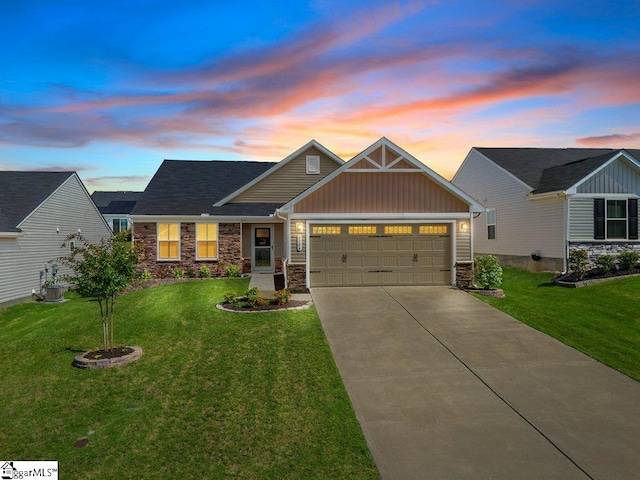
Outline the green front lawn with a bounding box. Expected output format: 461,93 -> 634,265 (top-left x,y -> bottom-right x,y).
475,267 -> 640,381
0,280 -> 378,479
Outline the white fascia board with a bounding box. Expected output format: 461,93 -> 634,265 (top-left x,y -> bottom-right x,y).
569,192 -> 639,199
566,151 -> 640,194
130,215 -> 284,223
213,140 -> 344,207
0,231 -> 25,238
289,212 -> 471,220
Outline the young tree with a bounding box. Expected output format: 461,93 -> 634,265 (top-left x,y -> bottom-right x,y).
59,232 -> 142,353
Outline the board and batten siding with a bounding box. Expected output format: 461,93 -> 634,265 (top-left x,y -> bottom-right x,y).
577,156 -> 640,194
453,149 -> 565,259
0,175 -> 112,304
294,172 -> 469,214
232,147 -> 341,203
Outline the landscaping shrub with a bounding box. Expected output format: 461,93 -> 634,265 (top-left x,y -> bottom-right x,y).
139,268 -> 152,280
246,286 -> 266,307
186,266 -> 196,278
172,267 -> 185,279
199,265 -> 211,278
274,289 -> 291,305
595,254 -> 615,275
225,264 -> 241,278
223,291 -> 237,304
618,251 -> 640,271
568,249 -> 588,280
474,254 -> 503,289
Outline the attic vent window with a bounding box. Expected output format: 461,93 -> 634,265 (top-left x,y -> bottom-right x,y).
306,155 -> 320,174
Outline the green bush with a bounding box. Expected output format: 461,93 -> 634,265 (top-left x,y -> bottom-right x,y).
274,289 -> 291,305
568,249 -> 588,280
618,251 -> 640,271
474,255 -> 503,289
595,254 -> 614,275
223,291 -> 237,304
139,268 -> 152,280
172,267 -> 185,279
199,265 -> 211,278
246,286 -> 266,307
225,264 -> 241,278
186,266 -> 196,278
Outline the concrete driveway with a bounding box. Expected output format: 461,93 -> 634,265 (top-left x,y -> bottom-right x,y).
311,286 -> 640,480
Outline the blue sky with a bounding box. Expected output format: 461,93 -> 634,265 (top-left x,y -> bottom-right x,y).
1,0 -> 639,192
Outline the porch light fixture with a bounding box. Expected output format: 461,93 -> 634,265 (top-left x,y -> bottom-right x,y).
295,222 -> 305,233
459,221 -> 469,233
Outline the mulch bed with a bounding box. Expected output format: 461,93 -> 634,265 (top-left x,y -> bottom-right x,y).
221,300 -> 309,312
555,266 -> 640,284
83,346 -> 134,360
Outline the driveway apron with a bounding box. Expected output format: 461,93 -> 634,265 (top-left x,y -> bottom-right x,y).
311,286 -> 640,480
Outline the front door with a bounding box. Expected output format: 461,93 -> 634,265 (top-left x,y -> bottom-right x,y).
252,226 -> 274,272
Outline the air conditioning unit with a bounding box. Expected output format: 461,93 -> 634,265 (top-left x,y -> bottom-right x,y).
45,285 -> 65,302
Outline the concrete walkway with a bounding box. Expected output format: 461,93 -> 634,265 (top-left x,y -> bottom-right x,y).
311,286 -> 640,480
247,272 -> 276,296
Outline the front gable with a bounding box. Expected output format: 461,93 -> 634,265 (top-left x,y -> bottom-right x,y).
215,140 -> 343,205
574,152 -> 640,195
283,138 -> 483,214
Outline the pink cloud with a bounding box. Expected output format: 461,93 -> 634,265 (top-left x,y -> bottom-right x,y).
576,133 -> 640,147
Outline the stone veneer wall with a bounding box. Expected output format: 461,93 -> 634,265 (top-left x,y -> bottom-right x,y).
569,242 -> 640,269
133,222 -> 242,277
286,263 -> 307,292
455,262 -> 474,289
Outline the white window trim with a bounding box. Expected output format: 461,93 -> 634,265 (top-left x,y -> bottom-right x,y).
157,222 -> 181,261
605,199 -> 627,240
306,155 -> 320,174
195,223 -> 219,261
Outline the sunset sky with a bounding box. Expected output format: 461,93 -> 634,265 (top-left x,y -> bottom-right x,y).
1,0 -> 639,192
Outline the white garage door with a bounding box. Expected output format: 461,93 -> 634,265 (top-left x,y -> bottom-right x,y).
309,224 -> 451,287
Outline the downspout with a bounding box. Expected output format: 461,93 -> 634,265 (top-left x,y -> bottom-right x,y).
563,194 -> 570,274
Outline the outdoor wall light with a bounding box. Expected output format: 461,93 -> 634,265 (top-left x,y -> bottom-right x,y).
295,222 -> 305,233
459,221 -> 469,233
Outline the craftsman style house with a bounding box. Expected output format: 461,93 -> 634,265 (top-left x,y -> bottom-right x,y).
131,138 -> 483,289
453,148 -> 640,272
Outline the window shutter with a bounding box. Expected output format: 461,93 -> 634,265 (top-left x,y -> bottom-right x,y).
594,198 -> 605,239
629,198 -> 638,240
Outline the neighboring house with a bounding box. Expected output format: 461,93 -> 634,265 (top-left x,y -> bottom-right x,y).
91,191 -> 143,233
452,148 -> 640,272
131,137 -> 483,289
0,172 -> 112,305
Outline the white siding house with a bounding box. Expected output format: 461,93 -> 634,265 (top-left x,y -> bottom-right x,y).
453,148 -> 640,272
0,172 -> 112,305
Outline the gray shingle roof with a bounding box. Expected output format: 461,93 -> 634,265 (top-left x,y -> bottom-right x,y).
91,191 -> 143,209
475,148 -> 640,193
132,160 -> 279,216
0,171 -> 74,232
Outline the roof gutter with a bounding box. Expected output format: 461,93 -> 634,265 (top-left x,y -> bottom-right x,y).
525,190 -> 569,200
0,231 -> 26,238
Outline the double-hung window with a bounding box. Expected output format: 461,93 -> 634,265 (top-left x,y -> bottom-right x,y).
486,208 -> 496,240
196,223 -> 218,259
158,223 -> 180,260
594,198 -> 638,240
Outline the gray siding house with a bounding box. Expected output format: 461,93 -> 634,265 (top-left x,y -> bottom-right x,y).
452,148 -> 640,272
0,172 -> 112,305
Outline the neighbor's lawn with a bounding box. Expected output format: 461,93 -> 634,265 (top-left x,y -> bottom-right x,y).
475,267 -> 640,381
0,280 -> 378,479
